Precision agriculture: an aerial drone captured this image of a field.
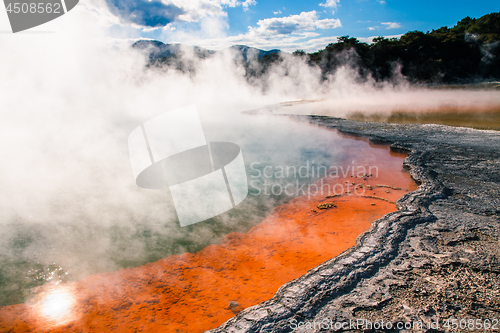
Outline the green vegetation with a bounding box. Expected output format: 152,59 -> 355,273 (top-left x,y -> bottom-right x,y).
139,12 -> 500,84
286,12 -> 500,83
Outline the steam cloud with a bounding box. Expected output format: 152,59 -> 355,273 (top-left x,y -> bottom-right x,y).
0,0 -> 498,306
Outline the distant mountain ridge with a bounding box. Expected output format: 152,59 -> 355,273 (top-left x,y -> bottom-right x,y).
132,40 -> 216,61
228,45 -> 281,61
132,40 -> 281,62
133,12 -> 500,83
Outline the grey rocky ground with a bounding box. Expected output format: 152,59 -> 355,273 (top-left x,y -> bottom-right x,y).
208,116 -> 500,333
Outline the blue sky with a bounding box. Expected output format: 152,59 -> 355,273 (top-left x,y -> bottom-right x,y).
105,0 -> 499,52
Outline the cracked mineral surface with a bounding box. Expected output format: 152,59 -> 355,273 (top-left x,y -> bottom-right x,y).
208,116 -> 500,333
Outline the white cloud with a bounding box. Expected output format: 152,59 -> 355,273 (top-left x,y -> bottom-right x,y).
164,0 -> 223,22
378,0 -> 387,4
215,0 -> 257,8
162,10 -> 342,52
274,10 -> 282,15
319,0 -> 340,8
193,33 -> 338,53
240,0 -> 257,10
319,0 -> 339,14
100,0 -> 257,29
188,30 -> 404,54
368,27 -> 376,31
381,22 -> 401,29
249,11 -> 341,36
145,0 -> 258,39
149,0 -> 257,23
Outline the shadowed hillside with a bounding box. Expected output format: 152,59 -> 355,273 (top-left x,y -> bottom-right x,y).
134,12 -> 500,84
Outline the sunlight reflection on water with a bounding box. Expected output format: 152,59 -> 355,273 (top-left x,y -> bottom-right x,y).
32,285 -> 76,327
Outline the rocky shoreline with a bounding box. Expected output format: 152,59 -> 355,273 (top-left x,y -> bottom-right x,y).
208,116 -> 500,332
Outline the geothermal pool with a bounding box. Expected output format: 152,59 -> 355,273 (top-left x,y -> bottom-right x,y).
346,104 -> 500,131
0,113 -> 417,332
263,88 -> 500,131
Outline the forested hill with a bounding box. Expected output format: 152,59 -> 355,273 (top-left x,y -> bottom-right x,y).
136,12 -> 500,84
303,12 -> 500,83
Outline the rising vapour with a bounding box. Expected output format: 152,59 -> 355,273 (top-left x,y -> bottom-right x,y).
0,0 -> 498,306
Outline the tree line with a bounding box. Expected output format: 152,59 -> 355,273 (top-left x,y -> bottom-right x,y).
266,12 -> 500,83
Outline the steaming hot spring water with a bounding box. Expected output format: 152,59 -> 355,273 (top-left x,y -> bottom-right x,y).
0,111 -> 417,332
